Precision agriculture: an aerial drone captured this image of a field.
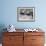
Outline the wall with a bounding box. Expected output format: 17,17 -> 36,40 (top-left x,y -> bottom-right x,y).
0,0 -> 46,43
0,0 -> 46,29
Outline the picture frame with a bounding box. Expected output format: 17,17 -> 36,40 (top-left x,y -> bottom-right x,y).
17,7 -> 35,22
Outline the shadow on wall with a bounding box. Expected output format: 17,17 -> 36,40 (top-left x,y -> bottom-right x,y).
0,24 -> 7,43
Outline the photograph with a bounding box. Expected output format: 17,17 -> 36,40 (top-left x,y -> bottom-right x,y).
17,7 -> 35,22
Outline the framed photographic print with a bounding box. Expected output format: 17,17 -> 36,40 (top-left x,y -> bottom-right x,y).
17,7 -> 35,22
